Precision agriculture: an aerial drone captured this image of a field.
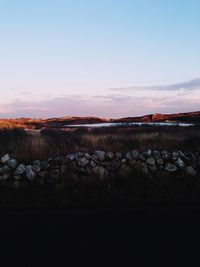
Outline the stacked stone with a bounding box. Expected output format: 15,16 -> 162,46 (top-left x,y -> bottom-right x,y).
124,149 -> 198,176
66,149 -> 199,178
66,150 -> 121,179
0,149 -> 199,186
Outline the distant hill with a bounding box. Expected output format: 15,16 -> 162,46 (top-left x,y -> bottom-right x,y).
113,111 -> 200,124
0,111 -> 200,129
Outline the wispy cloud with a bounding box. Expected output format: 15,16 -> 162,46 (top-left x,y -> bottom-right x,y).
20,91 -> 31,95
0,78 -> 200,118
0,94 -> 143,118
110,78 -> 200,92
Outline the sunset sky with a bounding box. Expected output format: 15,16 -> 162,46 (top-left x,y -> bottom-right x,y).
0,0 -> 200,118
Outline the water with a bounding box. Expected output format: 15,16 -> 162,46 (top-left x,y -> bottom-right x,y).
66,122 -> 194,128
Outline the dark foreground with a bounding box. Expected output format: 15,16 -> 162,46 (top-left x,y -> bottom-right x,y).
1,207 -> 200,266
1,171 -> 200,266
1,170 -> 200,210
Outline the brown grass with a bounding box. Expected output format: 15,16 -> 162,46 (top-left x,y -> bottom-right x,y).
0,121 -> 20,130
73,126 -> 200,152
0,125 -> 200,162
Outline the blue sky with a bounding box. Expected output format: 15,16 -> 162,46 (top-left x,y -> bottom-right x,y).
0,0 -> 200,118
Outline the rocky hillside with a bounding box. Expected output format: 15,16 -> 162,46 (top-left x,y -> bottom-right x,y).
112,114 -> 153,123
151,111 -> 200,123
114,111 -> 200,124
0,117 -> 108,129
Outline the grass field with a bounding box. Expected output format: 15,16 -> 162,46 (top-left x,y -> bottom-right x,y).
0,125 -> 200,162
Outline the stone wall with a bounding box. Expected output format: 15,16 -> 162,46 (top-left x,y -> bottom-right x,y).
0,149 -> 199,187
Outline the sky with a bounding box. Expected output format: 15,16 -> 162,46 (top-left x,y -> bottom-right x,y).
0,0 -> 200,118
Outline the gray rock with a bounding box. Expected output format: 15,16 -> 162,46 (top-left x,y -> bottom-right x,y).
146,157 -> 156,166
171,152 -> 178,161
14,164 -> 26,176
178,150 -> 186,159
125,152 -> 132,161
161,150 -> 168,156
186,166 -> 197,176
195,152 -> 200,160
0,165 -> 11,175
78,157 -> 89,168
66,153 -> 75,161
138,154 -> 146,161
54,157 -> 63,163
110,158 -> 121,169
6,158 -> 18,169
41,161 -> 50,170
93,166 -> 108,179
187,152 -> 196,160
75,152 -> 85,160
85,153 -> 91,160
90,160 -> 97,168
94,151 -> 106,162
1,154 -> 10,164
141,162 -> 148,174
153,151 -> 161,159
91,154 -> 98,163
98,161 -> 111,166
25,165 -> 36,181
106,152 -> 114,160
131,150 -> 139,160
53,165 -> 60,171
156,158 -> 164,165
175,158 -> 185,169
143,149 -> 152,158
32,164 -> 42,173
0,173 -> 10,181
161,151 -> 170,160
33,160 -> 41,166
186,153 -> 196,164
164,163 -> 178,172
115,152 -> 122,159
121,159 -> 127,163
47,157 -> 53,163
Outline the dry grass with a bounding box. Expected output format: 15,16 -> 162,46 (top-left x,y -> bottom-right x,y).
0,125 -> 200,162
0,121 -> 20,130
75,126 -> 200,152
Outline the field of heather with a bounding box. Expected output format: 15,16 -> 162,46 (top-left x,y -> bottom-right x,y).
0,125 -> 200,162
